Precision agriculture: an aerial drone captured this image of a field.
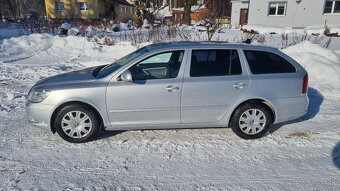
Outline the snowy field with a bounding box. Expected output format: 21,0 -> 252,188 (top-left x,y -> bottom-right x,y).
0,28 -> 340,190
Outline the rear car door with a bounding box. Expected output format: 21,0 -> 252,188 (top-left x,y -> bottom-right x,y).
181,48 -> 250,123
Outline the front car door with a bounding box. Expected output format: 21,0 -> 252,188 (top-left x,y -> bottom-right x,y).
106,49 -> 187,128
181,48 -> 250,124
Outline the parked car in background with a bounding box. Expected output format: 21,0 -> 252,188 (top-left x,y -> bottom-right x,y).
26,42 -> 309,143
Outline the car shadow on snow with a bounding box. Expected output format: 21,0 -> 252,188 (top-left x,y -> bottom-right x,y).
94,130 -> 125,141
332,141 -> 340,171
269,87 -> 324,134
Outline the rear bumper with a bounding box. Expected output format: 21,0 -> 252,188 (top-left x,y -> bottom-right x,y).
271,95 -> 309,124
26,101 -> 55,131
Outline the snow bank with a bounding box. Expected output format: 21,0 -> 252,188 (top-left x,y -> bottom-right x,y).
60,22 -> 72,30
304,25 -> 325,35
282,41 -> 340,88
0,33 -> 138,67
329,26 -> 340,34
242,24 -> 294,34
153,5 -> 172,18
243,24 -> 340,35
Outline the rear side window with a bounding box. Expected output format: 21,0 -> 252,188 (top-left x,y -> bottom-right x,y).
190,49 -> 242,77
244,50 -> 296,74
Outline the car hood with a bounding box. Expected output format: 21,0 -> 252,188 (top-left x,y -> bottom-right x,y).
35,66 -> 101,86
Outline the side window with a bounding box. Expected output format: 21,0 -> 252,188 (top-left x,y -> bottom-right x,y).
244,50 -> 296,74
190,49 -> 242,77
129,50 -> 184,81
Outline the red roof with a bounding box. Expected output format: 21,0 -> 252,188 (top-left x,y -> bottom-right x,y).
106,0 -> 135,7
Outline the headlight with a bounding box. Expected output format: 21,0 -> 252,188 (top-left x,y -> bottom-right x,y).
28,89 -> 51,103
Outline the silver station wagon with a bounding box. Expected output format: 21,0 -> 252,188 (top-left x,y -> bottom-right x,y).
26,42 -> 309,143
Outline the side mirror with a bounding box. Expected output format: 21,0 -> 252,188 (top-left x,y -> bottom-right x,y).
120,70 -> 132,82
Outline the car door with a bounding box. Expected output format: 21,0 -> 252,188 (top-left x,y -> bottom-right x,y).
181,48 -> 250,123
106,49 -> 186,128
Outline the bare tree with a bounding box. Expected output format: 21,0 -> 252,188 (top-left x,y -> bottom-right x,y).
28,0 -> 46,15
198,0 -> 230,41
205,0 -> 230,17
184,0 -> 192,25
202,15 -> 221,41
5,0 -> 27,18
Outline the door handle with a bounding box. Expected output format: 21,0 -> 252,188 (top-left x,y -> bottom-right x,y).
166,85 -> 180,92
233,82 -> 247,89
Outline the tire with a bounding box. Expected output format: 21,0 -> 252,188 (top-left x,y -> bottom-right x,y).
230,102 -> 273,139
54,104 -> 101,143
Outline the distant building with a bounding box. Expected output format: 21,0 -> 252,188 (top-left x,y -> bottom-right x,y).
231,0 -> 340,28
45,0 -> 135,21
172,5 -> 210,25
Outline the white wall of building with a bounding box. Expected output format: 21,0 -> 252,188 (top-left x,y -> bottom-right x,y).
231,0 -> 249,28
231,0 -> 340,28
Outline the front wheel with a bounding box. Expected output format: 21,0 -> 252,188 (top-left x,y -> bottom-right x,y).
54,104 -> 100,143
230,102 -> 273,139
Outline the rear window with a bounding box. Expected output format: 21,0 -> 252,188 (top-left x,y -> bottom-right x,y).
190,49 -> 242,77
244,50 -> 296,74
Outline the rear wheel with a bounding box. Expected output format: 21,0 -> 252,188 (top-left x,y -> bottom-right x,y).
230,102 -> 273,139
54,104 -> 100,143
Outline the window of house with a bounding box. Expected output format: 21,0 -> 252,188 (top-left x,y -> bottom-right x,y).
324,0 -> 340,14
190,50 -> 242,77
125,7 -> 128,13
243,50 -> 296,74
128,51 -> 184,81
121,7 -> 124,13
79,2 -> 88,11
131,8 -> 134,14
268,2 -> 287,16
56,2 -> 64,11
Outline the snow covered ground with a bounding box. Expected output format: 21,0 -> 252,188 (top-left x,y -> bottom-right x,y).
0,29 -> 340,190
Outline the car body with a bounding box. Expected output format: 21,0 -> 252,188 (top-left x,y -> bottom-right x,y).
26,42 -> 309,142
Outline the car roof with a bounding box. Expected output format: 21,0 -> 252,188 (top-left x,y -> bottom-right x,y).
145,42 -> 278,52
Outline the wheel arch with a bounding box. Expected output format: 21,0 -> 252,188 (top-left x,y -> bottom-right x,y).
50,101 -> 104,133
228,98 -> 276,126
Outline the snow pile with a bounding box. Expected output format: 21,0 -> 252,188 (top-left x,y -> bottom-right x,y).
0,33 -> 138,67
153,5 -> 172,18
282,41 -> 340,88
242,24 -> 294,34
243,24 -> 340,35
305,25 -> 340,35
60,22 -> 72,30
142,19 -> 152,29
329,26 -> 340,34
67,28 -> 80,36
304,25 -> 325,35
85,25 -> 97,37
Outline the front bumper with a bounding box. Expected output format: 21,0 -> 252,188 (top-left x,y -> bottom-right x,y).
26,101 -> 55,131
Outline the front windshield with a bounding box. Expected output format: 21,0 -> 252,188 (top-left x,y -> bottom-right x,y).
96,47 -> 148,78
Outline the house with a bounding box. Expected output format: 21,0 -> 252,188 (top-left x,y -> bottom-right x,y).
172,6 -> 210,25
45,0 -> 135,21
231,0 -> 340,28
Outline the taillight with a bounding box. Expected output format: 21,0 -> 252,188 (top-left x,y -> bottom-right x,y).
302,73 -> 308,94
